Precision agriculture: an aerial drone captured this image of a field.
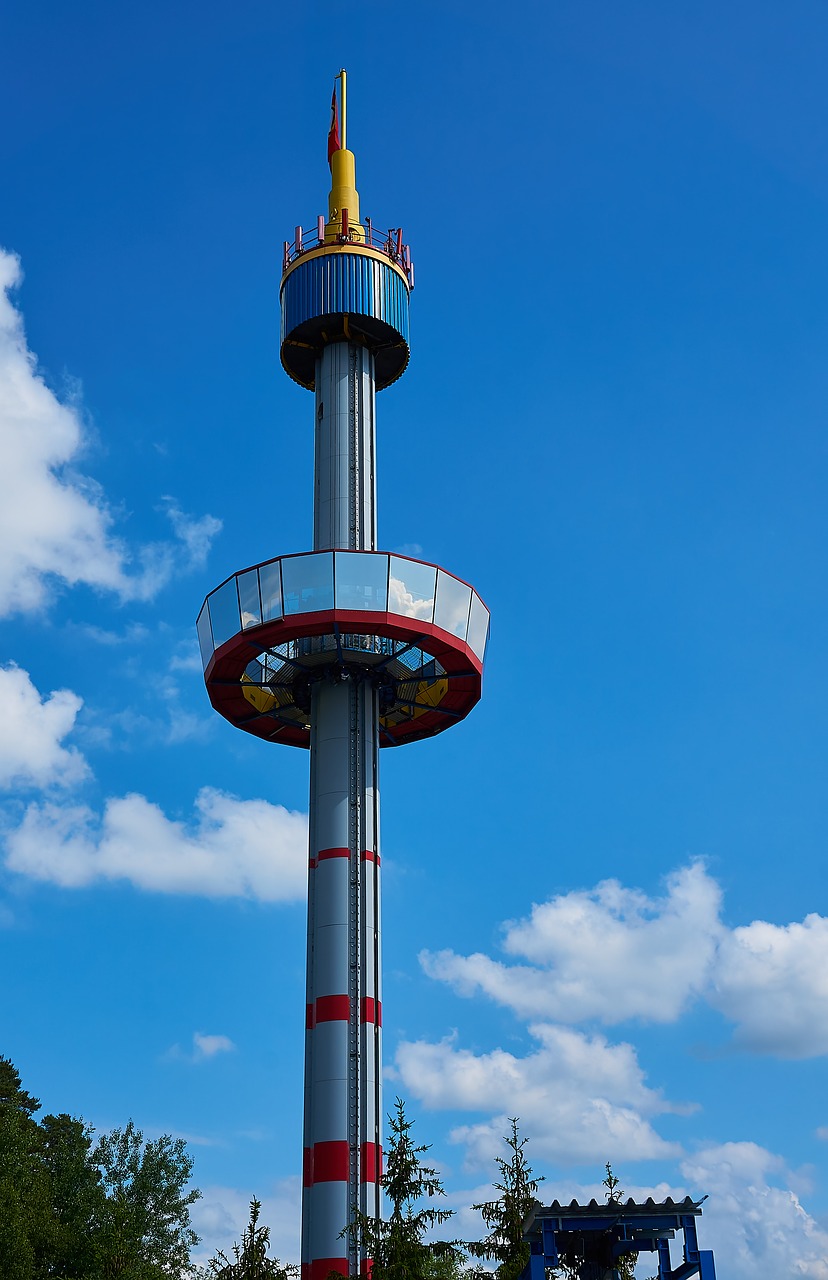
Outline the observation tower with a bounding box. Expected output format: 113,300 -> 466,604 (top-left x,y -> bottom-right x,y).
197,73 -> 489,1280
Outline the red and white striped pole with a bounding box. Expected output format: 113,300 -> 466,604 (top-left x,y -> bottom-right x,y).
301,341 -> 382,1279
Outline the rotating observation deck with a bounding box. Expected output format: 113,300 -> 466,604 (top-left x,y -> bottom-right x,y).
197,550 -> 488,749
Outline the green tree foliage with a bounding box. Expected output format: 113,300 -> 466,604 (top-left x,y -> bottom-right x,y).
466,1118 -> 542,1280
93,1120 -> 201,1278
344,1097 -> 463,1280
202,1196 -> 299,1279
0,1057 -> 202,1279
0,1056 -> 50,1278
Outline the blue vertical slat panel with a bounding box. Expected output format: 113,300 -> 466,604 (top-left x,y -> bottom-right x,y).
282,252 -> 410,343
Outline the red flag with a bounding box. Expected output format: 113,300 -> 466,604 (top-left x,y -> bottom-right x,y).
327,85 -> 340,168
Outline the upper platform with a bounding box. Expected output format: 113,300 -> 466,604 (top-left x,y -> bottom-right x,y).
279,146 -> 413,391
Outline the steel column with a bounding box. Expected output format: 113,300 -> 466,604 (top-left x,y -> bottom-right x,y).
303,341 -> 381,1280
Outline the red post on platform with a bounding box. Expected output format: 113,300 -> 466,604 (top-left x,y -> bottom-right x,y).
341,208 -> 349,239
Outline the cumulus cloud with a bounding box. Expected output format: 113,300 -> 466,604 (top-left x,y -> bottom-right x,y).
421,862 -> 828,1059
5,787 -> 307,901
393,1024 -> 682,1168
0,248 -> 221,616
679,1143 -> 828,1280
711,917 -> 828,1058
421,862 -> 722,1026
0,664 -> 88,788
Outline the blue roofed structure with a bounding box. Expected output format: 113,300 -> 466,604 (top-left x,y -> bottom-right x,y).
522,1195 -> 717,1279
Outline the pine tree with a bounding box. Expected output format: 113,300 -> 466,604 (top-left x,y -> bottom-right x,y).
466,1118 -> 542,1280
203,1198 -> 298,1279
344,1097 -> 463,1280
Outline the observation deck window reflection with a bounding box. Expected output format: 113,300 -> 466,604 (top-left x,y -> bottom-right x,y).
238,569 -> 262,630
335,552 -> 389,612
283,553 -> 334,614
259,561 -> 283,622
467,594 -> 490,662
209,578 -> 242,649
434,572 -> 472,640
196,606 -> 214,669
388,557 -> 436,622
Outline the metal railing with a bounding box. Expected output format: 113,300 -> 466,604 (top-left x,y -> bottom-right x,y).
283,215 -> 414,287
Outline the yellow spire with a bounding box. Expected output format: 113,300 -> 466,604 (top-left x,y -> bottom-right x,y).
326,70 -> 365,244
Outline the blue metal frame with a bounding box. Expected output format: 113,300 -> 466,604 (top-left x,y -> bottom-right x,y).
522,1201 -> 716,1280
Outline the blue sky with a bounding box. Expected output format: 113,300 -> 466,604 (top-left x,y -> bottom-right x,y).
2,1 -> 828,1274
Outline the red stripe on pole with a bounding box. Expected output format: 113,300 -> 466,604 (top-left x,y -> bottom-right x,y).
308,856 -> 317,870
306,1003 -> 314,1029
317,847 -> 350,861
361,1141 -> 382,1182
312,1140 -> 350,1182
361,849 -> 381,866
360,998 -> 382,1026
315,994 -> 350,1023
303,1146 -> 313,1188
360,1260 -> 374,1278
312,1260 -> 348,1280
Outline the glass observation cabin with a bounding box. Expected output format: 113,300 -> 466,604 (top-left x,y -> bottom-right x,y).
198,550 -> 489,749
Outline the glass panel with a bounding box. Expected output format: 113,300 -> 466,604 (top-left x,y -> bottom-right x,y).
467,593 -> 490,661
208,578 -> 242,648
335,552 -> 389,612
259,561 -> 282,622
196,605 -> 214,668
238,569 -> 262,630
434,572 -> 472,639
388,557 -> 436,622
282,552 -> 334,614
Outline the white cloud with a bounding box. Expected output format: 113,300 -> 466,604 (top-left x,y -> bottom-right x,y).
0,248 -> 221,616
421,862 -> 722,1026
165,1032 -> 237,1064
194,1032 -> 236,1060
711,916 -> 828,1058
190,1177 -> 301,1270
679,1143 -> 828,1280
5,786 -> 308,901
421,862 -> 828,1059
393,1023 -> 682,1168
0,664 -> 88,788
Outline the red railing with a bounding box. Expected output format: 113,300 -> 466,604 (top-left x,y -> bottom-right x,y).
283,215 -> 414,287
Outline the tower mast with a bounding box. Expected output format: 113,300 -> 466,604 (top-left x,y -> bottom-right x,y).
197,76 -> 489,1279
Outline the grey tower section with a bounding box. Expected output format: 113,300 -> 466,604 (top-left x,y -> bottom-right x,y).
302,340 -> 383,1274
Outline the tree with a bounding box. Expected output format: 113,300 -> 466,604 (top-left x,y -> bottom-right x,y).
466,1118 -> 542,1280
39,1112 -> 105,1278
93,1120 -> 201,1278
0,1059 -> 203,1279
344,1097 -> 463,1280
202,1197 -> 298,1280
0,1056 -> 49,1279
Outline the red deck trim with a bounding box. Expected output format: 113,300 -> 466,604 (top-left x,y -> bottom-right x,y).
204,603 -> 483,751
